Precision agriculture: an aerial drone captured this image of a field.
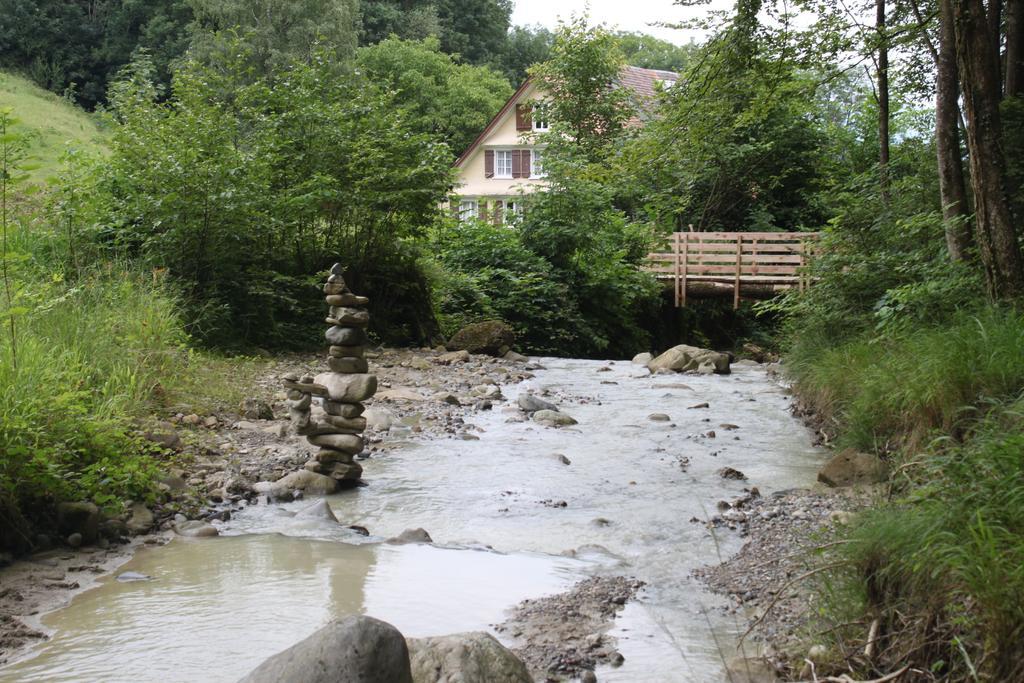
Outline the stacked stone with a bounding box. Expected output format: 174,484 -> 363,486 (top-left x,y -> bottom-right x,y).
283,264 -> 378,485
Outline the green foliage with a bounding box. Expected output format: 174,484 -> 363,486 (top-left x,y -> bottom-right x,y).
0,0 -> 193,109
359,0 -> 441,45
359,0 -> 512,66
0,214 -> 185,543
95,46 -> 453,349
496,25 -> 553,85
431,20 -> 661,358
356,37 -> 512,157
429,219 -> 585,354
614,31 -> 696,72
530,16 -> 634,166
789,308 -> 1024,452
626,45 -> 828,232
187,0 -> 358,76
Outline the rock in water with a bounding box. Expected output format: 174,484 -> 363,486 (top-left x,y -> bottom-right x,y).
817,449 -> 888,487
174,520 -> 219,537
533,410 -> 577,427
517,393 -> 558,414
295,500 -> 339,523
272,470 -> 339,495
631,351 -> 653,365
387,528 -> 433,545
647,345 -> 731,375
238,616 -> 413,683
407,632 -> 532,683
446,320 -> 515,356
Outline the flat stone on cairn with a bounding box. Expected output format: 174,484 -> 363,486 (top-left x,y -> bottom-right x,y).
282,264 -> 378,487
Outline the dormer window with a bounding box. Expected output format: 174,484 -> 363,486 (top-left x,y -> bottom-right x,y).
532,103 -> 549,132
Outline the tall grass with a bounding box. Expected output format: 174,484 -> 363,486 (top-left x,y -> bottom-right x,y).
788,308 -> 1024,680
1,216 -> 189,550
788,308 -> 1024,452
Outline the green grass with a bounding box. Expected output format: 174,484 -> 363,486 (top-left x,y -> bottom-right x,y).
788,308 -> 1024,453
787,308 -> 1024,681
0,210 -> 263,552
0,71 -> 107,182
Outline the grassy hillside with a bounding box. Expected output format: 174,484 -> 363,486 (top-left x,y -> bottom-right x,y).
0,71 -> 106,182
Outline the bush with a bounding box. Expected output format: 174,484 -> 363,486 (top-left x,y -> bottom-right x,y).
0,257 -> 181,545
429,219 -> 585,354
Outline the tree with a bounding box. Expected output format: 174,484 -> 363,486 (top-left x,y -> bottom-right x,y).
626,5 -> 828,233
876,0 -> 891,200
952,0 -> 1024,298
935,0 -> 972,259
356,37 -> 512,157
187,0 -> 358,74
98,46 -> 453,347
530,16 -> 634,166
359,0 -> 440,45
434,0 -> 512,65
614,31 -> 696,72
496,25 -> 553,85
0,0 -> 193,108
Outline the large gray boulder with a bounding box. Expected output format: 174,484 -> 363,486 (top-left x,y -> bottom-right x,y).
238,616 -> 413,683
447,321 -> 514,356
647,345 -> 731,375
407,632 -> 532,683
817,449 -> 888,487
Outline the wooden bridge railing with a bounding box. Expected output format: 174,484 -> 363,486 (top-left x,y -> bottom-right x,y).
645,231 -> 820,308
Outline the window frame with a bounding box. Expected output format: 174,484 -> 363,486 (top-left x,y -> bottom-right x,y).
529,149 -> 546,179
458,199 -> 478,221
493,150 -> 513,179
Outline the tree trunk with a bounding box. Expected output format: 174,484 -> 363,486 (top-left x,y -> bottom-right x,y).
877,0 -> 891,201
1007,0 -> 1024,96
938,0 -> 973,260
954,0 -> 1024,299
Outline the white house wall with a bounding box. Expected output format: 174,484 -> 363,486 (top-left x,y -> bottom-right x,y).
455,83 -> 549,198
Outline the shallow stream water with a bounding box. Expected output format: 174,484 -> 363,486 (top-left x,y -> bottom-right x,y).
1,358 -> 824,683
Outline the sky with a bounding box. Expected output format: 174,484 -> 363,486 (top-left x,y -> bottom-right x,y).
510,0 -> 733,45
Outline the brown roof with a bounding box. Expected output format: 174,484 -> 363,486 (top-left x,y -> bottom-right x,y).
454,65 -> 679,167
617,65 -> 680,108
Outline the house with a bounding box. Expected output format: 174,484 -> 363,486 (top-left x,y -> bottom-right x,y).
452,65 -> 679,224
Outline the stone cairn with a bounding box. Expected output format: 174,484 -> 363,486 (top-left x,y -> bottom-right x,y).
282,264 -> 378,486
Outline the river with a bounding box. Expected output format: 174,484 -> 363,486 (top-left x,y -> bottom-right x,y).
0,357 -> 824,683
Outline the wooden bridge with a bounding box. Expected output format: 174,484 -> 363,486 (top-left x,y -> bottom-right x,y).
645,231 -> 819,308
